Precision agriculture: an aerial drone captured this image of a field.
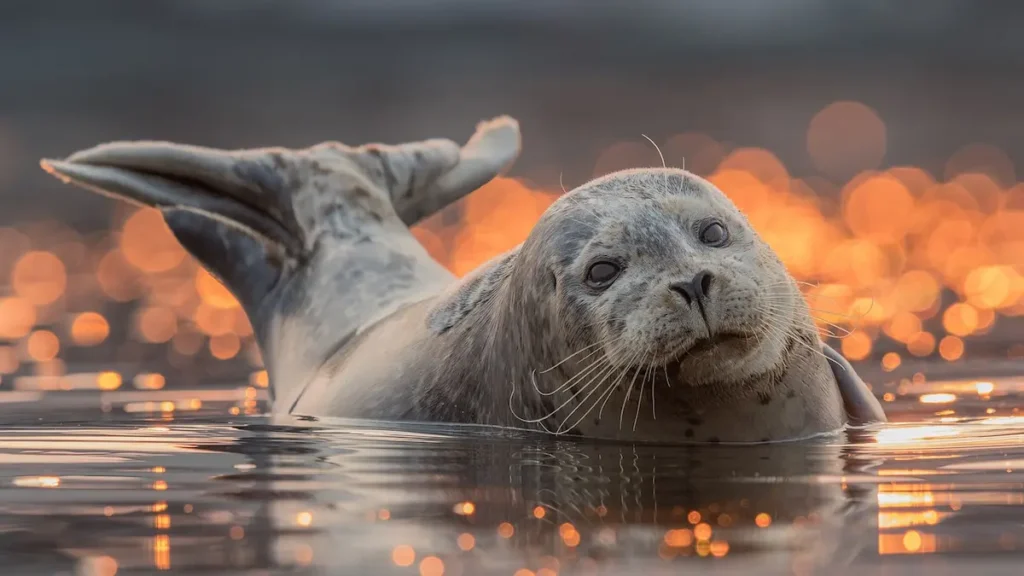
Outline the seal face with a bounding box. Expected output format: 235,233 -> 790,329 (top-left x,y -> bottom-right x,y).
532,169 -> 798,396
40,117 -> 885,443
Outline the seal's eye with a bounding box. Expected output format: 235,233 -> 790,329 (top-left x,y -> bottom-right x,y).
585,262 -> 620,288
699,221 -> 729,247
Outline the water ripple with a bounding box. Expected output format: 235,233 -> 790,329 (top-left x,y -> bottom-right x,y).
1,387 -> 1024,574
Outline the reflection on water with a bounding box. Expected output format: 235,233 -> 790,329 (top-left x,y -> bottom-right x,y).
2,380 -> 1024,575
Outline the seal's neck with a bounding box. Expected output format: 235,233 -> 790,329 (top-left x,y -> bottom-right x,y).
430,259 -> 568,430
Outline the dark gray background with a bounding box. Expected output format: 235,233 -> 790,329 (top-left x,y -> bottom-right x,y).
2,0 -> 1022,228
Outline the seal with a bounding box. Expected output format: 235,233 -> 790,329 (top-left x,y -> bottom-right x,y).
40,116 -> 885,442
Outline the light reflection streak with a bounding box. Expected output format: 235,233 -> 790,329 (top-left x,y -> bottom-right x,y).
878,530 -> 937,555
12,476 -> 60,488
874,425 -> 962,445
919,393 -> 957,404
879,487 -> 1024,508
152,534 -> 170,570
877,509 -> 944,529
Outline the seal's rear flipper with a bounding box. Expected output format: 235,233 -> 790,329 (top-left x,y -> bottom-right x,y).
40,117 -> 521,405
40,152 -> 301,338
823,344 -> 887,424
39,116 -> 521,312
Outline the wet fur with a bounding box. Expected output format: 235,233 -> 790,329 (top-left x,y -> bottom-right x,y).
41,118 -> 879,442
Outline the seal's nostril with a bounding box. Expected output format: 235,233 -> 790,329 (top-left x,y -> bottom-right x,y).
694,270 -> 714,299
671,271 -> 714,306
669,282 -> 696,305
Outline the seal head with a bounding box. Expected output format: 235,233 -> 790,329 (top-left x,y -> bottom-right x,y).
532,169 -> 801,396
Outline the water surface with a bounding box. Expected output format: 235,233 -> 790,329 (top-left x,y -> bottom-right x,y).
2,377 -> 1024,576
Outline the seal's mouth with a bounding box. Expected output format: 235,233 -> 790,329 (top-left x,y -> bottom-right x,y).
671,330 -> 757,361
644,330 -> 760,369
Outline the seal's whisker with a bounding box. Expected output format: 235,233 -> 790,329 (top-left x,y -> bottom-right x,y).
577,370 -> 628,430
585,342 -> 638,424
555,368 -> 623,434
757,303 -> 855,339
763,292 -> 879,321
561,351 -> 641,434
510,344 -> 625,426
641,134 -> 667,170
540,336 -> 623,375
595,346 -> 647,420
770,323 -> 841,368
531,355 -> 607,398
759,297 -> 865,323
534,342 -> 619,397
597,362 -> 637,421
765,307 -> 854,338
811,324 -> 854,338
618,345 -> 651,430
554,352 -> 635,434
755,307 -> 836,366
651,353 -> 658,421
633,357 -> 656,432
599,347 -> 646,425
510,355 -> 617,426
641,134 -> 669,192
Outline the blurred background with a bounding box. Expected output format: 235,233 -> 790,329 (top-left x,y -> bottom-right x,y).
1,0 -> 1022,411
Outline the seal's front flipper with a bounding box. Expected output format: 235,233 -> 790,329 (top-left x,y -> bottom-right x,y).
823,344 -> 887,424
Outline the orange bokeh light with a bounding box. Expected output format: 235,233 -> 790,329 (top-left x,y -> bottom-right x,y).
136,307 -> 178,343
938,336 -> 965,362
97,371 -> 122,391
95,249 -> 140,302
419,556 -> 444,576
121,208 -> 187,273
944,142 -> 1016,188
907,332 -> 937,357
70,312 -> 110,346
392,545 -> 415,567
807,101 -> 887,179
942,303 -> 979,337
843,174 -> 915,243
0,345 -> 19,374
663,132 -> 725,175
881,352 -> 902,372
196,268 -> 239,309
193,303 -> 235,337
26,330 -> 60,362
717,147 -> 790,188
12,251 -> 66,306
0,297 -> 36,339
841,330 -> 873,361
664,529 -> 693,547
210,333 -> 241,360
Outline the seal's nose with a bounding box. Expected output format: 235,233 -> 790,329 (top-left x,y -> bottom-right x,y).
670,270 -> 714,305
